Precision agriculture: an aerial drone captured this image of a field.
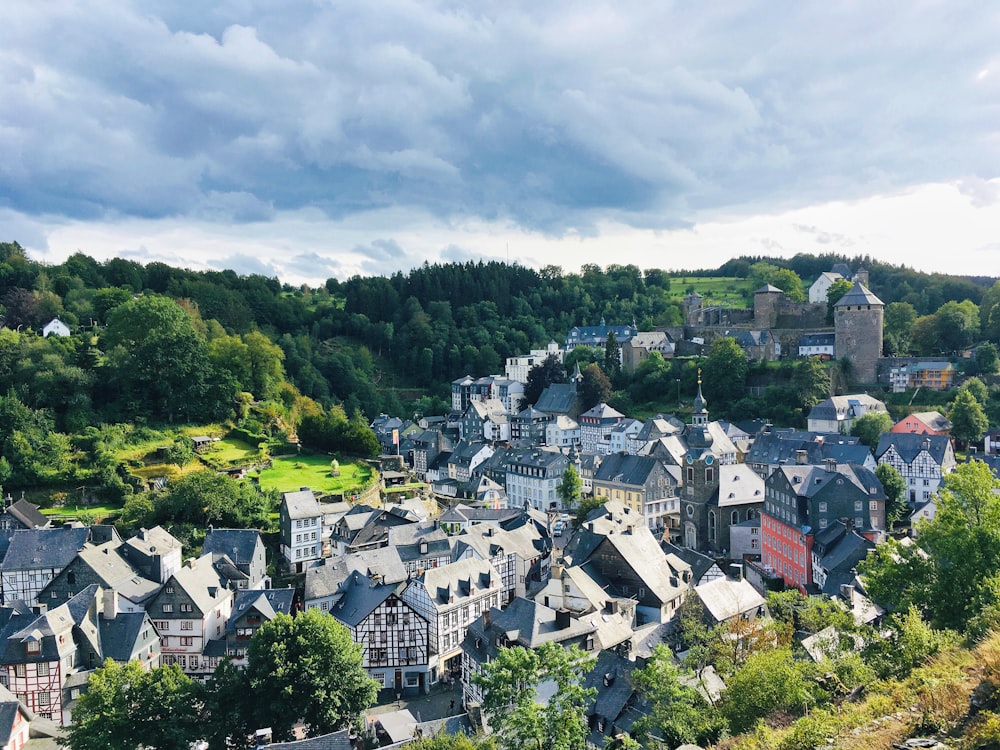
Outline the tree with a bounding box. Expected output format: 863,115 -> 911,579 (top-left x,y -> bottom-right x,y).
579,363 -> 613,411
61,659 -> 202,750
826,278 -> 854,324
701,337 -> 748,410
720,647 -> 821,734
860,461 -> 1000,633
604,331 -> 621,379
246,609 -> 378,741
861,605 -> 957,680
884,301 -> 918,355
935,299 -> 980,353
950,387 -> 988,448
157,470 -> 272,529
976,343 -> 999,375
473,641 -> 595,750
875,462 -> 907,525
633,645 -> 727,748
556,464 -> 582,510
522,354 -> 566,408
791,357 -> 831,409
962,376 -> 989,406
850,411 -> 893,448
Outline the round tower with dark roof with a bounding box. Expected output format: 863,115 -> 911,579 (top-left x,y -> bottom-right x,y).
834,282 -> 884,384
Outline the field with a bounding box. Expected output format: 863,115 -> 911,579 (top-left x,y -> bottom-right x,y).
254,453 -> 377,495
668,276 -> 754,306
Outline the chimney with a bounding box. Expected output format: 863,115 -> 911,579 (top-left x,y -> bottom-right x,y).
922,437 -> 931,452
254,728 -> 273,748
483,608 -> 491,627
555,608 -> 572,629
825,458 -> 837,473
103,589 -> 119,620
795,449 -> 808,465
185,557 -> 197,568
727,563 -> 742,581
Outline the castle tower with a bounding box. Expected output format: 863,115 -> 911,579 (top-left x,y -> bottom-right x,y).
753,285 -> 784,328
834,282 -> 884,384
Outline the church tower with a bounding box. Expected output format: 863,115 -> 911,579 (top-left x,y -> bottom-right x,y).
682,372 -> 721,550
834,282 -> 884,384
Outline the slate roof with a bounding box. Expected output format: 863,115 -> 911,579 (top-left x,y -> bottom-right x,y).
4,499 -> 47,529
799,332 -> 836,347
583,650 -> 645,747
265,729 -> 352,749
773,463 -> 885,504
7,585 -> 99,662
202,528 -> 262,569
3,527 -> 90,571
833,282 -> 884,307
813,522 -> 875,597
0,701 -> 23,746
123,525 -> 182,558
534,383 -> 577,415
592,453 -> 663,487
808,395 -> 887,423
755,284 -> 784,293
228,588 -> 295,633
97,611 -> 150,662
661,542 -> 718,584
746,429 -> 866,467
907,411 -> 952,432
282,489 -> 322,520
875,432 -> 953,465
580,403 -> 625,422
417,557 -> 499,610
60,541 -> 160,603
331,571 -> 401,628
716,463 -> 764,507
164,555 -> 231,614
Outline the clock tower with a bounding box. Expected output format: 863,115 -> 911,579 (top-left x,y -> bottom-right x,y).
681,372 -> 723,551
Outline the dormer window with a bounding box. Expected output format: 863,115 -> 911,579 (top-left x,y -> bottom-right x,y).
26,641 -> 40,654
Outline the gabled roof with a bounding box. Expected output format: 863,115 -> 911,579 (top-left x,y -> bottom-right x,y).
63,542 -> 160,603
202,528 -> 262,568
163,555 -> 231,613
3,527 -> 90,571
907,411 -> 952,432
124,525 -> 182,558
716,463 -> 765,507
593,453 -> 666,487
580,403 -> 625,421
265,729 -> 352,749
808,394 -> 887,422
282,489 -> 322,520
534,383 -> 577,415
695,576 -> 766,622
228,588 -> 296,632
875,432 -> 953,465
416,557 -> 499,609
583,650 -> 645,745
755,284 -> 784,293
97,610 -> 152,662
799,332 -> 836,347
332,573 -> 407,629
3,499 -> 47,529
661,542 -> 718,585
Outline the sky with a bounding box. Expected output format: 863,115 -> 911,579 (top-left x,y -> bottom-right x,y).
2,1 -> 999,286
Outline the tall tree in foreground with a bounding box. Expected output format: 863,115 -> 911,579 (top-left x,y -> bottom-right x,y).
556,463 -> 582,511
851,410 -> 893,448
61,660 -> 201,750
950,387 -> 988,449
246,609 -> 379,741
474,642 -> 595,750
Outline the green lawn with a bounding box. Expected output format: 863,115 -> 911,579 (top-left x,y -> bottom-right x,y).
202,436 -> 260,465
255,454 -> 377,495
670,276 -> 753,306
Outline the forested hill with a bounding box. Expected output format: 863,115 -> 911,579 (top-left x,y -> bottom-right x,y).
0,240 -> 996,426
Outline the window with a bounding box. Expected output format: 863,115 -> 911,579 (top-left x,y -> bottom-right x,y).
154,621 -> 168,631
819,518 -> 828,529
26,641 -> 39,654
180,637 -> 194,647
162,603 -> 173,613
708,511 -> 717,542
14,665 -> 25,678
37,691 -> 49,707
180,603 -> 193,613
818,501 -> 827,513
36,662 -> 48,677
731,510 -> 739,525
180,621 -> 193,631
165,586 -> 174,593
854,500 -> 863,511
751,538 -> 759,549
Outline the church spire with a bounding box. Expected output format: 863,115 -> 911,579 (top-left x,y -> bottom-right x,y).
692,369 -> 708,426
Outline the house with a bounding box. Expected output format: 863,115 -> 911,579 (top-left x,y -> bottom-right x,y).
732,329 -> 779,361
591,453 -> 678,532
453,522 -> 550,603
41,319 -> 70,338
39,540 -> 160,613
388,523 -> 454,578
875,433 -> 956,506
400,557 -> 503,682
262,729 -> 352,749
279,488 -> 323,573
808,272 -> 845,304
505,341 -> 563,384
692,571 -> 768,626
146,554 -> 234,679
888,361 -> 956,392
0,499 -> 48,536
621,331 -> 674,373
460,597 -> 606,709
510,406 -> 551,446
331,571 -> 433,694
729,517 -> 762,562
628,415 -> 683,455
0,689 -> 32,750
660,542 -> 724,586
411,429 -> 453,480
565,319 -> 637,353
328,505 -> 416,556
545,415 -> 580,450
810,521 -> 876,596
608,419 -> 644,454
499,448 -> 570,512
534,382 -> 580,418
745,428 -> 874,479
580,403 -> 625,455
891,411 -> 952,436
120,526 -> 183,584
0,585 -> 159,725
202,527 -> 268,591
1,527 -> 90,606
806,395 -> 888,434
568,502 -> 690,624
458,400 -> 509,443
223,588 -> 295,666
445,441 -> 494,484
797,332 -> 836,359
533,562 -> 637,622
761,461 -> 886,591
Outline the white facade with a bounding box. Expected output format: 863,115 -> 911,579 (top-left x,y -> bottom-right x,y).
808,272 -> 844,304
877,444 -> 955,505
546,416 -> 580,449
504,341 -> 563,384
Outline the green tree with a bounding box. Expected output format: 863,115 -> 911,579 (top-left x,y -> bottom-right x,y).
962,376 -> 989,406
701,337 -> 748,410
556,464 -> 582,510
976,343 -> 999,375
875,462 -> 908,525
791,357 -> 831,409
861,605 -> 957,680
826,278 -> 854,324
61,660 -> 201,750
157,470 -> 272,529
579,363 -> 613,411
720,647 -> 821,734
244,330 -> 287,401
850,410 -> 893,448
521,354 -> 566,408
884,301 -> 918,355
604,330 -> 621,379
473,641 -> 595,750
633,645 -> 727,747
246,609 -> 378,741
950,387 -> 988,448
934,299 -> 980,353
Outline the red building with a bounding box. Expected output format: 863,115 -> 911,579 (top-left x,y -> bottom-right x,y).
761,461 -> 885,591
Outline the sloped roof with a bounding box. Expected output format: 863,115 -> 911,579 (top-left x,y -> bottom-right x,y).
282,489 -> 322,520
3,527 -> 90,571
907,411 -> 952,432
593,453 -> 663,487
716,463 -> 764,508
875,432 -> 953,464
534,383 -> 577,415
68,542 -> 160,603
97,611 -> 150,662
202,528 -> 262,568
124,526 -> 182,558
755,284 -> 784,293
833,282 -> 884,307
695,577 -> 766,623
266,729 -> 352,749
331,571 -> 402,628
4,499 -> 47,529
165,555 -> 231,613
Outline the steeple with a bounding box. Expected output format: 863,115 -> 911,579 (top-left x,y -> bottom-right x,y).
692,369 -> 708,426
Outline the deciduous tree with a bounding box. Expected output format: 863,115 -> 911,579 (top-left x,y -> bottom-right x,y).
850,410 -> 893,448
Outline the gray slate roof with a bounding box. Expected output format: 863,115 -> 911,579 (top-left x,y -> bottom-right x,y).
534,383 -> 577,415
202,528 -> 262,568
265,729 -> 352,749
833,282 -> 884,307
228,588 -> 295,632
3,527 -> 90,571
875,432 -> 953,464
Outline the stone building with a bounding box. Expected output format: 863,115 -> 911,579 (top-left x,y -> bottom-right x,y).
834,282 -> 884,384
